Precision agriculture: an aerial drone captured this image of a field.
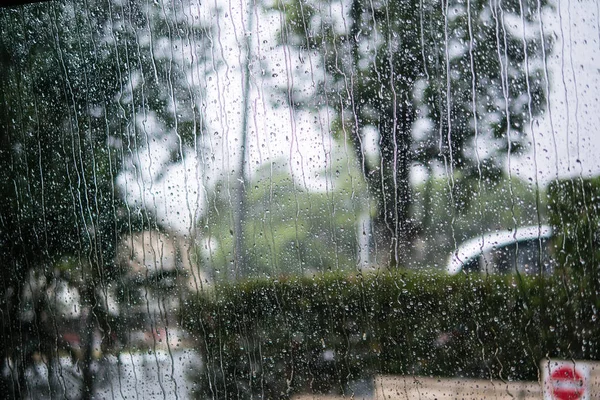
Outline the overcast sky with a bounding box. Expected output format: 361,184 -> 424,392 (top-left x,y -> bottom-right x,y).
512,0 -> 600,185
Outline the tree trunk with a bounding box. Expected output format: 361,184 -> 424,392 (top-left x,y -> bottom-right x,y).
373,100 -> 414,267
81,298 -> 97,400
346,0 -> 415,268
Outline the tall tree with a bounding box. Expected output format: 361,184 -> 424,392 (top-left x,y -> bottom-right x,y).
0,0 -> 211,397
270,0 -> 550,264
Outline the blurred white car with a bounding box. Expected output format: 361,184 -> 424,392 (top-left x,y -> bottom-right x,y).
447,225 -> 555,275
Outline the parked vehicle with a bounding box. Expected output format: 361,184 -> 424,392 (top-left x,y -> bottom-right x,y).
447,225 -> 555,275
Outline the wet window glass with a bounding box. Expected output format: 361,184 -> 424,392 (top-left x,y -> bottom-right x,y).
1,0 -> 598,398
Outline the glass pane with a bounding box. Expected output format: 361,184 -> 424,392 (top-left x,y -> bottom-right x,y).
1,0 -> 598,398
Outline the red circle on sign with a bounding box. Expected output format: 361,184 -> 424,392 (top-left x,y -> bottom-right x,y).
550,365 -> 585,400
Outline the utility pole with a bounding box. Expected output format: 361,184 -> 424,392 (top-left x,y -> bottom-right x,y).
231,0 -> 254,279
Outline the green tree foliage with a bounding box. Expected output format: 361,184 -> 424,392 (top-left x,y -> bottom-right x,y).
548,177 -> 600,282
268,0 -> 551,263
0,1 -> 211,397
197,160 -> 369,281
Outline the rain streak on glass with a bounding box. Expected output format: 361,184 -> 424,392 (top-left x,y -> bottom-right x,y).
0,0 -> 598,398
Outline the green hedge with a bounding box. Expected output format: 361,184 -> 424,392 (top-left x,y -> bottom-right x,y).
183,271 -> 599,399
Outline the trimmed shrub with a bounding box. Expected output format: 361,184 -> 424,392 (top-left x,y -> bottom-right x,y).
183,271 -> 599,399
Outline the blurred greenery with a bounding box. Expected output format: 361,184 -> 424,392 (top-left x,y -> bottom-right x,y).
184,175 -> 599,399
0,1 -> 212,397
548,177 -> 600,275
267,0 -> 551,263
548,177 -> 600,309
196,159 -> 370,281
1,0 -> 597,399
411,174 -> 545,268
184,270 -> 599,399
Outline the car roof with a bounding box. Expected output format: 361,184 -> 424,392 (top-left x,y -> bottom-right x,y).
446,225 -> 553,275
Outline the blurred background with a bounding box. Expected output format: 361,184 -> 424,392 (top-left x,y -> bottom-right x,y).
1,0 -> 598,397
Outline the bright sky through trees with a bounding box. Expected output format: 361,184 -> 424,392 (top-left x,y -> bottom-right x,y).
117,0 -> 600,235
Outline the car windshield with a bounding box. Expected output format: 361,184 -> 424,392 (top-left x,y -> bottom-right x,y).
1,0 -> 599,398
